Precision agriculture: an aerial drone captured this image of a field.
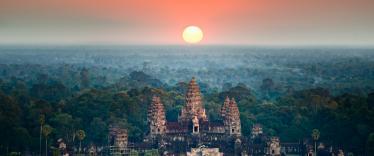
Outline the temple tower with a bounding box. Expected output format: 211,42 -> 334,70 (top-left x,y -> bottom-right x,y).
251,124 -> 263,139
220,96 -> 230,119
223,98 -> 241,136
109,126 -> 128,155
179,77 -> 208,122
267,137 -> 281,156
147,96 -> 166,136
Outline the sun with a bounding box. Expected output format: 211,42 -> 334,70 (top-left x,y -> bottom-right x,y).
182,26 -> 203,44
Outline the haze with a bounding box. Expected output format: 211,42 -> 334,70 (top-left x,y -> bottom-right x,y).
0,0 -> 373,46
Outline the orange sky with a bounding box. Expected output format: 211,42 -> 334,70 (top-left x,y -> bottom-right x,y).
0,0 -> 373,45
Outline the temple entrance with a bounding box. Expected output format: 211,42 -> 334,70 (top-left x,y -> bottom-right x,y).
194,126 -> 198,133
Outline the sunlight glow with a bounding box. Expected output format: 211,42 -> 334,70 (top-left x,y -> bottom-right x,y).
182,26 -> 203,44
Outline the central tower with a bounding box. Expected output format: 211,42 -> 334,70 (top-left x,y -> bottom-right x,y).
178,77 -> 208,122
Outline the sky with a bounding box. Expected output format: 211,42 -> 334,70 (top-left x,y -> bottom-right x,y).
0,0 -> 373,45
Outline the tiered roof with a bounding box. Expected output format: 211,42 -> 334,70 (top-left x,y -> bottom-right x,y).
220,97 -> 230,118
227,98 -> 240,122
148,96 -> 166,122
179,77 -> 207,122
147,96 -> 166,135
221,97 -> 241,136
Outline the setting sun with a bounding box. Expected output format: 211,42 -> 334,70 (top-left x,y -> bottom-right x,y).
182,26 -> 203,44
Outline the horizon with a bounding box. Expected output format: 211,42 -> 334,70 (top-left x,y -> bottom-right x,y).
1,43 -> 374,48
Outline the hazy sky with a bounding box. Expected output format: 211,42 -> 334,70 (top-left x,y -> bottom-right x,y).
0,0 -> 373,45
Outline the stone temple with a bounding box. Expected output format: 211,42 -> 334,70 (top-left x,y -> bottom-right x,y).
109,77 -> 288,156
146,77 -> 245,155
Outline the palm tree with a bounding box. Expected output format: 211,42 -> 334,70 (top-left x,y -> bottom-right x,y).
312,129 -> 320,156
42,125 -> 53,156
39,114 -> 45,156
76,130 -> 86,154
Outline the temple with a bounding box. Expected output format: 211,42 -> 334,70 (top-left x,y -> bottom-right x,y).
145,77 -> 246,154
110,77 -> 286,155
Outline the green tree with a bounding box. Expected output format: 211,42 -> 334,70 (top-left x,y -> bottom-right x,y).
0,92 -> 21,153
367,133 -> 374,156
42,125 -> 53,156
50,113 -> 76,144
88,117 -> 107,145
80,68 -> 90,89
39,114 -> 45,156
76,129 -> 86,154
312,129 -> 320,156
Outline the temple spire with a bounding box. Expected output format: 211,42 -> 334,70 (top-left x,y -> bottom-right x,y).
147,96 -> 166,136
221,96 -> 230,118
224,97 -> 241,136
178,77 -> 208,122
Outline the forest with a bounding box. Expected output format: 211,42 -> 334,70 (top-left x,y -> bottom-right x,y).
0,46 -> 373,155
